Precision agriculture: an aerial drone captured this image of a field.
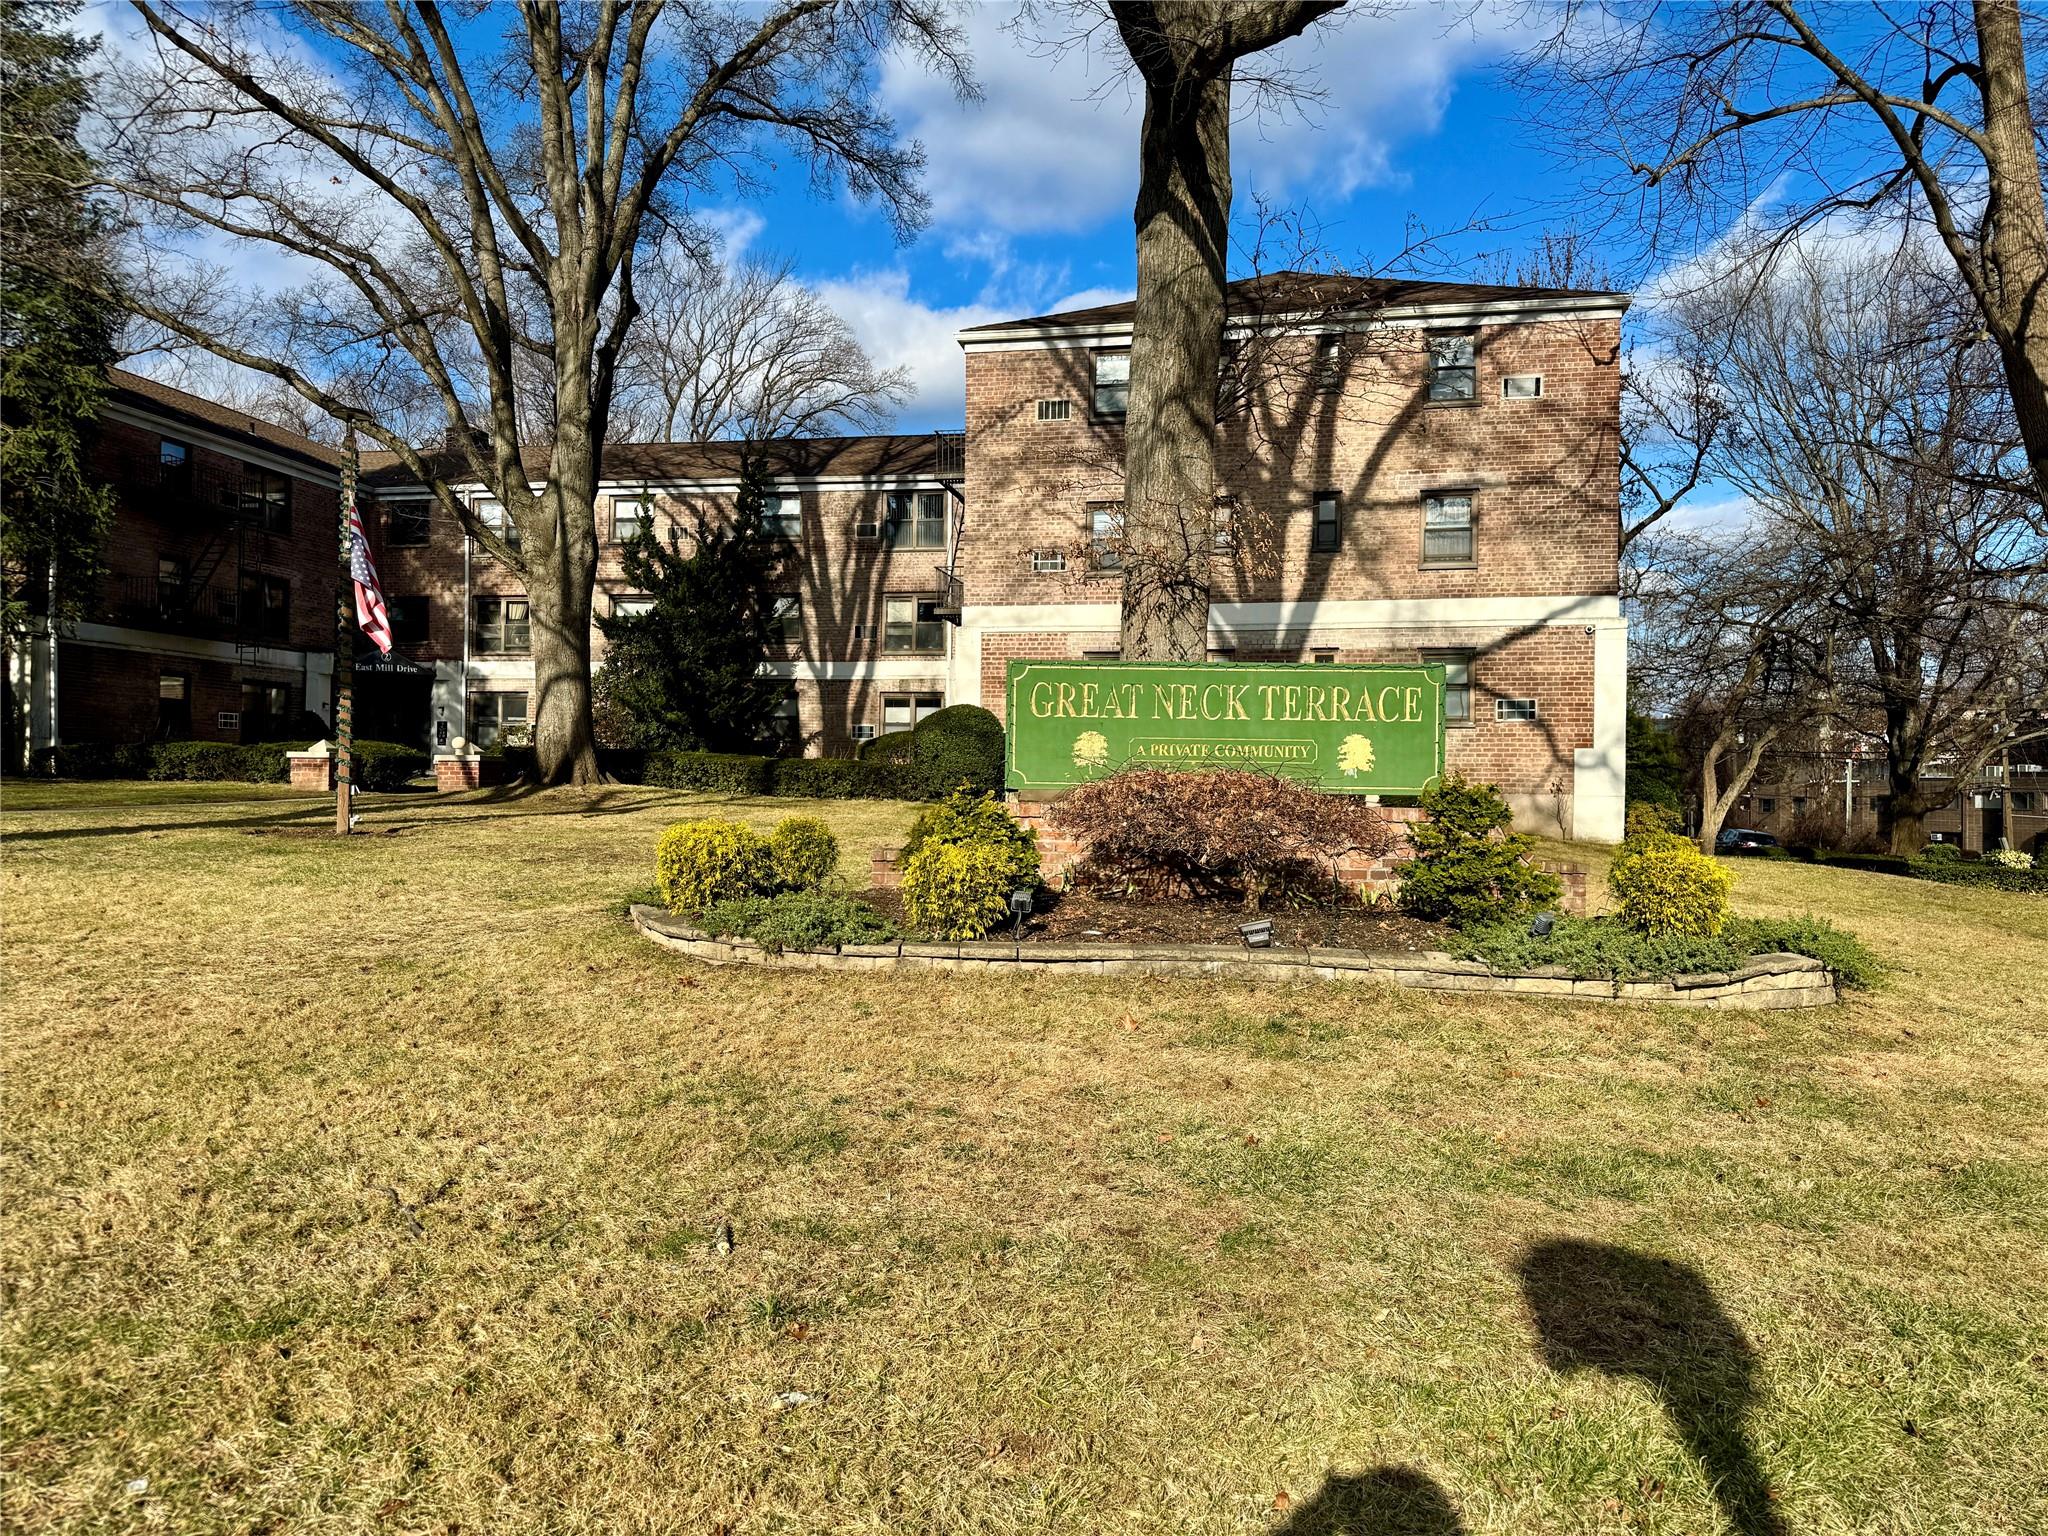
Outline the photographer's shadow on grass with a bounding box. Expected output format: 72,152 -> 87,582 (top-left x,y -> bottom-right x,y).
1518,1239 -> 1787,1536
1269,1466 -> 1466,1534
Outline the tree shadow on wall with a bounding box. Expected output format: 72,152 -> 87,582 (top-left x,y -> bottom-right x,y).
1270,1466 -> 1466,1535
1518,1239 -> 1787,1536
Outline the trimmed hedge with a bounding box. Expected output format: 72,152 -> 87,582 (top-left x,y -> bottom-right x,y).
147,742 -> 291,783
860,729 -> 914,764
638,748 -> 917,799
907,704 -> 1004,798
32,738 -> 426,788
643,750 -> 776,795
771,756 -> 914,800
31,742 -> 155,779
1814,850 -> 2048,895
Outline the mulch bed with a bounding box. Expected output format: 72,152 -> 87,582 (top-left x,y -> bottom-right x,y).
860,885 -> 1451,953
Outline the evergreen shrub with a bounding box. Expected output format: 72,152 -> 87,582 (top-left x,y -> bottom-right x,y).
655,819 -> 775,911
768,816 -> 839,890
1396,774 -> 1561,927
1610,832 -> 1732,938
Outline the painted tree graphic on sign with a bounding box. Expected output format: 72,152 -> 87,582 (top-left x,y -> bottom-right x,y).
1072,731 -> 1110,770
1338,734 -> 1376,777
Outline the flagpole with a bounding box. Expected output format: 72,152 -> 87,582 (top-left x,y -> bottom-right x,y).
335,431 -> 357,836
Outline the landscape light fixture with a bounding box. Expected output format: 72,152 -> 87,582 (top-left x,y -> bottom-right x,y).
1529,913 -> 1556,938
1238,919 -> 1275,949
1009,888 -> 1034,934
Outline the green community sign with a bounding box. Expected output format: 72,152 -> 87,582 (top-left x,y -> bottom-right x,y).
1005,660 -> 1447,795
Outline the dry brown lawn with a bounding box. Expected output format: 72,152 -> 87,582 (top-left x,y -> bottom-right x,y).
3,782 -> 2045,1535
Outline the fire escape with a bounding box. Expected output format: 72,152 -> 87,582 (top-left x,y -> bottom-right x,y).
104,451 -> 256,656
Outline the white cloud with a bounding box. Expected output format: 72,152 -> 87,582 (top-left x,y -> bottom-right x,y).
882,5 -> 1521,237
807,270 -> 1008,427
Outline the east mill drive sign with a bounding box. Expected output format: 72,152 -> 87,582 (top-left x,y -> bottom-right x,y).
1005,660 -> 1446,795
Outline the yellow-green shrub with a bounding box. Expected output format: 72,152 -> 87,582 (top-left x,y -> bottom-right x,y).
900,840 -> 1018,940
655,818 -> 775,912
769,816 -> 839,890
1610,832 -> 1732,938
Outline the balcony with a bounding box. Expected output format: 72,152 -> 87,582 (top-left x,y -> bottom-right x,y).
932,430 -> 965,482
103,574 -> 236,637
930,565 -> 963,622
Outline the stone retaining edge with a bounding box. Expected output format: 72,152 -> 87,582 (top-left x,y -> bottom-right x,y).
627,906 -> 1837,1009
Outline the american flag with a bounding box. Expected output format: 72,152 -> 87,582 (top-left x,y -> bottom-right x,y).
348,500 -> 392,655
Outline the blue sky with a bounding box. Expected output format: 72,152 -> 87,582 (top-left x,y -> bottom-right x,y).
89,4 -> 1661,436
763,5 -> 1565,429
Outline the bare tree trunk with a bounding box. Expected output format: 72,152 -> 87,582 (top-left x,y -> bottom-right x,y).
525,416 -> 603,785
1973,0 -> 2048,501
1696,726 -> 1779,854
1119,59 -> 1232,660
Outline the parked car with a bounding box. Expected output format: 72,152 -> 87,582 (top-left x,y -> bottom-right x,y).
1716,827 -> 1780,854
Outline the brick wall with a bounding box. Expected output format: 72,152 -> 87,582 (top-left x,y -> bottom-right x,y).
958,318 -> 1622,608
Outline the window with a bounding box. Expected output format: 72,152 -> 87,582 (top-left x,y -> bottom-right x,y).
157,554 -> 187,613
852,723 -> 877,743
476,497 -> 519,553
1037,398 -> 1071,422
1423,650 -> 1473,725
1311,491 -> 1342,554
2015,791 -> 2038,812
886,490 -> 947,549
1315,331 -> 1343,392
1760,797 -> 1778,816
474,596 -> 531,654
159,439 -> 189,486
883,693 -> 943,732
1426,333 -> 1476,402
613,497 -> 649,543
759,492 -> 801,540
1207,646 -> 1236,662
240,682 -> 287,742
883,596 -> 944,653
766,594 -> 802,645
1092,350 -> 1129,418
158,672 -> 190,738
1031,549 -> 1067,574
388,595 -> 430,646
610,593 -> 655,620
1502,373 -> 1543,400
1312,648 -> 1338,665
245,469 -> 290,534
1089,502 -> 1123,571
1212,497 -> 1236,554
1495,697 -> 1539,723
239,572 -> 291,641
1422,493 -> 1474,566
1793,796 -> 1808,814
388,502 -> 430,546
470,690 -> 528,749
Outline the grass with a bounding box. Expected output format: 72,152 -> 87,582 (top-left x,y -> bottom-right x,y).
3,782 -> 2046,1535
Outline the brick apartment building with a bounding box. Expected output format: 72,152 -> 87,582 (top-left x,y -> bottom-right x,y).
1728,741 -> 2048,857
6,370 -> 348,755
18,273 -> 1631,839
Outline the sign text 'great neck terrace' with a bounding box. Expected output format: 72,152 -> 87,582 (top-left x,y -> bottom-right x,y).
1004,660 -> 1446,795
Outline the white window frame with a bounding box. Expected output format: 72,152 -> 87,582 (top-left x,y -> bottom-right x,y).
759,492 -> 802,541
1092,351 -> 1129,419
1422,493 -> 1475,567
1423,649 -> 1474,726
610,593 -> 655,620
886,490 -> 948,549
1426,333 -> 1477,402
613,496 -> 650,542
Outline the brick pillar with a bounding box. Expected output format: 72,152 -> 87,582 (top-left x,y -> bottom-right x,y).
287,743 -> 335,792
433,743 -> 484,792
